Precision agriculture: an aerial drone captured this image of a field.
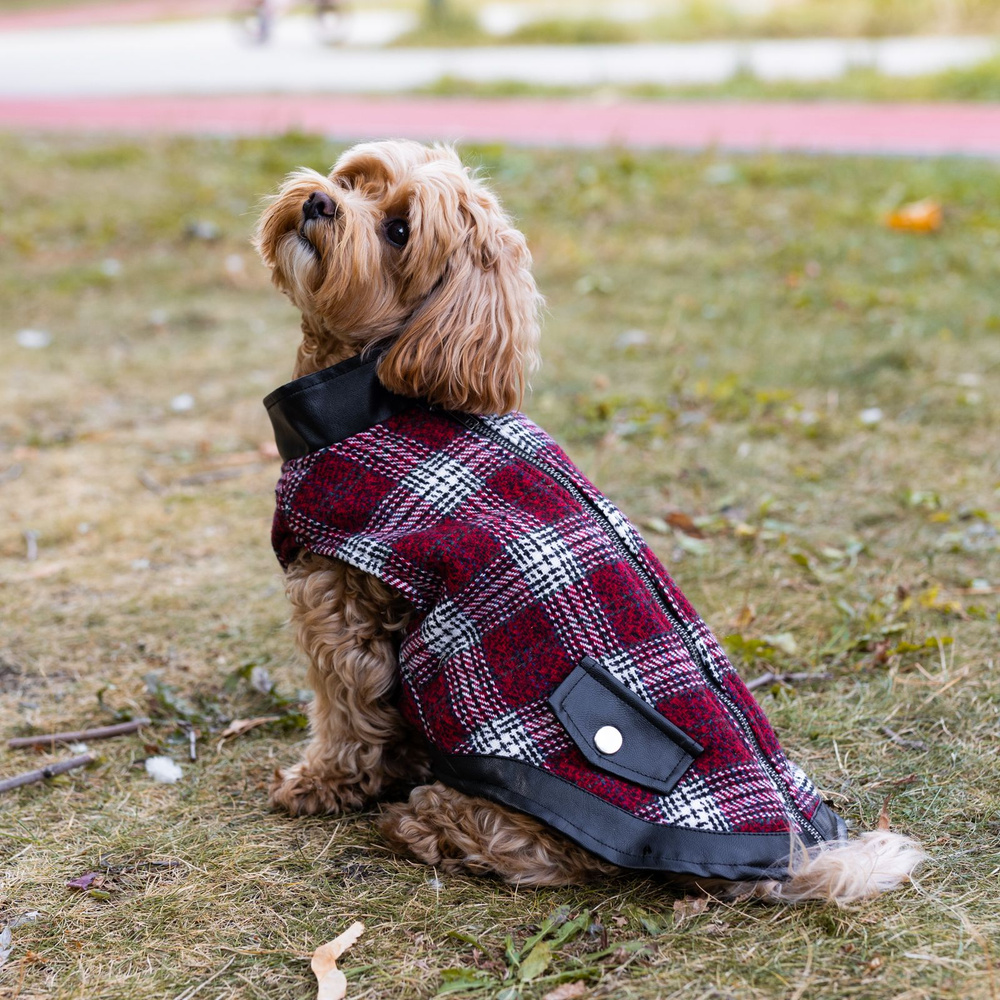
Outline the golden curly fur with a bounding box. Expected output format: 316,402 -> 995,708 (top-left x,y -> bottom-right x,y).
255,140 -> 923,902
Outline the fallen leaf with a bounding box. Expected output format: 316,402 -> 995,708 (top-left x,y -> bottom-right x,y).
885,199 -> 942,233
675,533 -> 711,557
66,873 -> 101,891
731,604 -> 756,629
762,632 -> 798,656
518,940 -> 552,981
312,921 -> 364,1000
542,982 -> 588,1000
673,895 -> 709,925
877,795 -> 892,831
665,511 -> 705,538
219,716 -> 282,740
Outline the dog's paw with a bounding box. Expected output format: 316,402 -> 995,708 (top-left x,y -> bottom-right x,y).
269,764 -> 365,817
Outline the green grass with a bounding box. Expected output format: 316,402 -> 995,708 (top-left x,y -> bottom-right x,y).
394,0 -> 1000,46
422,55 -> 1000,102
1,134 -> 999,999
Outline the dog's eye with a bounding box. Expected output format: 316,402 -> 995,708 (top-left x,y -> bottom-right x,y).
385,219 -> 409,248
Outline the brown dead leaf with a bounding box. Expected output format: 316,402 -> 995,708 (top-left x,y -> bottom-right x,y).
877,795 -> 892,831
665,511 -> 704,538
219,716 -> 282,740
542,983 -> 588,1000
731,604 -> 756,629
312,921 -> 364,1000
66,873 -> 103,891
870,639 -> 893,666
673,895 -> 709,925
884,199 -> 942,233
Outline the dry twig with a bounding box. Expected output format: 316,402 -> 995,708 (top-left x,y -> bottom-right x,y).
881,726 -> 928,752
746,670 -> 832,692
0,753 -> 95,793
8,718 -> 150,749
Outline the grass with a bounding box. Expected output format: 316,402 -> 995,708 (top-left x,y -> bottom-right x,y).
422,54 -> 1000,101
394,0 -> 1000,46
1,134 -> 999,1000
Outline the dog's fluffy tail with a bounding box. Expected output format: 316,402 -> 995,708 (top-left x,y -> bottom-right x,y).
747,830 -> 925,904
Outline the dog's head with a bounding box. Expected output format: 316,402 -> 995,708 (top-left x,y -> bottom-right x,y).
254,140 -> 541,414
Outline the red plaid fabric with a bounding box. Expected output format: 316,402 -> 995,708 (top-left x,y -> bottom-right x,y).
273,406 -> 836,857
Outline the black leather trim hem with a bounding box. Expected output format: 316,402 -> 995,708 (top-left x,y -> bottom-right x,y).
264,352 -> 417,461
429,750 -> 848,882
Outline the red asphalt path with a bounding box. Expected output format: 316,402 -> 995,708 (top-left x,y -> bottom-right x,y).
1,96 -> 999,156
0,0 -> 228,30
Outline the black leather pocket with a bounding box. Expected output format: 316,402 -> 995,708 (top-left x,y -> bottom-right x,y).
548,656 -> 702,795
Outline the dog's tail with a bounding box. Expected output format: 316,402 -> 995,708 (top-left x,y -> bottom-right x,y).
746,830 -> 925,904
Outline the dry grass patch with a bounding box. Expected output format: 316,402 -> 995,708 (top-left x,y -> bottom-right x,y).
1,135 -> 998,999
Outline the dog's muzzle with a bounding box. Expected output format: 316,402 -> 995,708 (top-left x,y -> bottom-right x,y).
302,190 -> 338,222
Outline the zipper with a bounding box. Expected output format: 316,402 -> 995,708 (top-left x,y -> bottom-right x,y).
456,412 -> 824,845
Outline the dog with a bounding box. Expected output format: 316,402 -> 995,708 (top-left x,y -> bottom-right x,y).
254,139 -> 923,901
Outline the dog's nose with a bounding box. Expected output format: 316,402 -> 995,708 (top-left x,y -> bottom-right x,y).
303,190 -> 337,221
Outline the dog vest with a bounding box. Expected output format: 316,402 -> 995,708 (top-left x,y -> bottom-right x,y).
266,353 -> 847,882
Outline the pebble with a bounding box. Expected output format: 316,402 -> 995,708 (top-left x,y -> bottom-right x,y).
614,328 -> 649,350
16,329 -> 51,349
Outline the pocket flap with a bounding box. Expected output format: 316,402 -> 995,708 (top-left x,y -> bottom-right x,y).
548,656 -> 702,796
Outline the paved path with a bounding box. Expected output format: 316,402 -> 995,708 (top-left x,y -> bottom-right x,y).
0,0 -> 229,31
2,95 -> 999,156
0,16 -> 996,97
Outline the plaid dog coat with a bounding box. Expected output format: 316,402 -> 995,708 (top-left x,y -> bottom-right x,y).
266,354 -> 847,881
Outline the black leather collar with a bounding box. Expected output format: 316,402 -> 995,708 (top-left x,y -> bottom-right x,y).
264,352 -> 417,462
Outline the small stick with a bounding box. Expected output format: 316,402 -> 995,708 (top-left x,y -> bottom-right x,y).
8,718 -> 150,749
881,726 -> 928,752
747,670 -> 832,691
0,753 -> 95,793
188,727 -> 197,762
137,470 -> 164,494
177,467 -> 253,487
0,463 -> 23,485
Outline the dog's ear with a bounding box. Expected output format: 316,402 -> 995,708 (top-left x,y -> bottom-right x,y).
377,191 -> 541,415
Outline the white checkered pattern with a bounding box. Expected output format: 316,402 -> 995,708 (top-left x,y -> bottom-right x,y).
334,535 -> 393,578
400,452 -> 483,515
465,709 -> 545,766
421,599 -> 481,658
478,413 -> 545,456
647,774 -> 731,833
507,524 -> 585,600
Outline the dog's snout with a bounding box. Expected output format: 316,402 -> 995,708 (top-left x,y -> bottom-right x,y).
303,190 -> 338,222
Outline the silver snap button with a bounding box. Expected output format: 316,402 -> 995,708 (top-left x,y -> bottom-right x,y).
594,725 -> 623,755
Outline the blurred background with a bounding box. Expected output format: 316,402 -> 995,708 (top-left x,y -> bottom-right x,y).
1,2 -> 998,999
2,0 -> 1000,105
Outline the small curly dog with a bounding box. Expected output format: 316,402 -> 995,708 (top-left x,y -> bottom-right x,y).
254,139 -> 922,902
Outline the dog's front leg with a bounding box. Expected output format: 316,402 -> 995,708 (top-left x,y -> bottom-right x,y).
270,552 -> 427,817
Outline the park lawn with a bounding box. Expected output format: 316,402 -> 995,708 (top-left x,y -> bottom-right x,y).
422,54 -> 1000,103
0,134 -> 998,1000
